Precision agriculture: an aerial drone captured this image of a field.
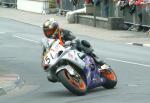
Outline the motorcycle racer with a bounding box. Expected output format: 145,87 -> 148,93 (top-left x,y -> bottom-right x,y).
42,18 -> 104,68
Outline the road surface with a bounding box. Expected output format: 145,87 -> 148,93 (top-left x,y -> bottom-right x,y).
0,18 -> 150,103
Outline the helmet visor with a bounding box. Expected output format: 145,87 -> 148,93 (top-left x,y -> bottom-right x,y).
44,28 -> 55,37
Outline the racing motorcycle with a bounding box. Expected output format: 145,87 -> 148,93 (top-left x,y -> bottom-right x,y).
41,38 -> 117,96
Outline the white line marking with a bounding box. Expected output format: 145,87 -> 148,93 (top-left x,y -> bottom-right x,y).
11,36 -> 150,68
106,58 -> 150,68
127,84 -> 138,87
127,43 -> 133,45
13,35 -> 40,44
0,32 -> 5,34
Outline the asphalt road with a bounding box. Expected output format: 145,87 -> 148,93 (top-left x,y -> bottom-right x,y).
0,18 -> 150,103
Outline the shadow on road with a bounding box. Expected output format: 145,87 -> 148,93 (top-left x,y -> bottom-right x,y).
40,90 -> 75,98
39,87 -> 117,98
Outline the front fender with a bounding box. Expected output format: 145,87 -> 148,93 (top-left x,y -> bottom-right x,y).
56,65 -> 75,75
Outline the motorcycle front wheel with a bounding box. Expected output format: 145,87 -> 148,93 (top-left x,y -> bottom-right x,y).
101,69 -> 117,89
58,69 -> 87,96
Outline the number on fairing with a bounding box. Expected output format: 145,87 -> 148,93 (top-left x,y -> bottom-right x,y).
44,53 -> 51,64
45,56 -> 50,64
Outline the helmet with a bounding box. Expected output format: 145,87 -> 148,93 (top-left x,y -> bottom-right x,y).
43,18 -> 59,38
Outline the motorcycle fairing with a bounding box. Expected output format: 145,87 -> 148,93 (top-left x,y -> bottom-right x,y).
83,56 -> 105,89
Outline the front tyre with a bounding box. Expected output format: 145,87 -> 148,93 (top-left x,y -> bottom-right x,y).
101,69 -> 117,89
58,69 -> 87,96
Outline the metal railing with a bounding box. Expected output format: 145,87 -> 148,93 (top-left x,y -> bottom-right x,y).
60,0 -> 150,28
59,0 -> 84,11
1,0 -> 17,8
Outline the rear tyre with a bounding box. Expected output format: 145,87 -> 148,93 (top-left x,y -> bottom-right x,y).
101,69 -> 117,89
58,69 -> 87,96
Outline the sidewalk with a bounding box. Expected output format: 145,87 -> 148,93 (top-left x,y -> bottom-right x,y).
0,7 -> 150,45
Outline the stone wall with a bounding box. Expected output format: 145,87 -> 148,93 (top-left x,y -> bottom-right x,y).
77,15 -> 124,30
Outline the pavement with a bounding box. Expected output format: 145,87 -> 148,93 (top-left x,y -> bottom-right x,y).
0,6 -> 150,96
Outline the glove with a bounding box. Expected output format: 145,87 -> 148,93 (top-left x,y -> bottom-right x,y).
64,41 -> 71,47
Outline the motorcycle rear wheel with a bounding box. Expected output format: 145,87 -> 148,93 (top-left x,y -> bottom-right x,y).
101,69 -> 117,89
58,69 -> 87,96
